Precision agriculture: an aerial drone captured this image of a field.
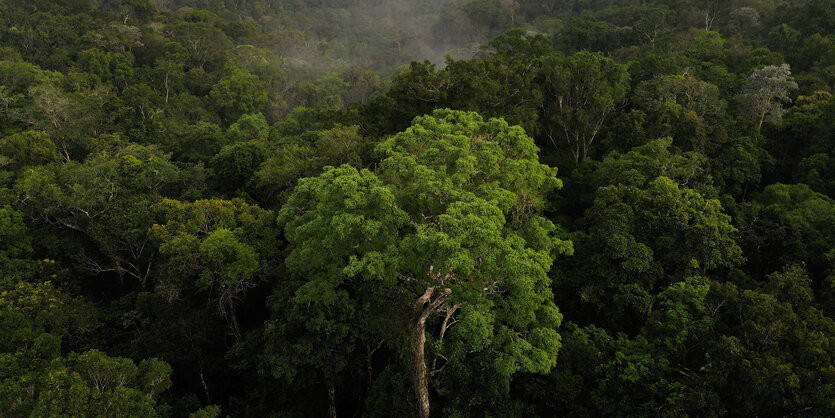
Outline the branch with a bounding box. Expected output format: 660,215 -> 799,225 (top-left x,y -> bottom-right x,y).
414,286 -> 436,312
415,287 -> 451,329
430,303 -> 461,373
437,303 -> 461,344
429,353 -> 448,376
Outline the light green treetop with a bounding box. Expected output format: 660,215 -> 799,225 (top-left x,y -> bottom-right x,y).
272,110 -> 571,416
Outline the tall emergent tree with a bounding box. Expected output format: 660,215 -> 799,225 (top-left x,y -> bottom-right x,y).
540,51 -> 629,164
738,64 -> 798,131
274,110 -> 571,417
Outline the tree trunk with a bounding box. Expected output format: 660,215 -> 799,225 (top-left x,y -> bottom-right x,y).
114,259 -> 126,286
199,367 -> 211,404
366,341 -> 383,393
412,286 -> 452,418
366,347 -> 374,393
413,318 -> 430,418
328,381 -> 337,418
164,73 -> 170,104
412,279 -> 451,418
758,109 -> 767,132
227,301 -> 242,342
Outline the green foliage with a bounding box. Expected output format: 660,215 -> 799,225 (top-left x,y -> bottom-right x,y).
210,65 -> 268,124
271,110 -> 569,415
14,143 -> 191,288
253,124 -> 371,205
559,137 -> 713,218
0,0 -> 834,415
739,64 -> 799,130
150,198 -> 278,340
646,278 -> 712,351
156,121 -> 224,163
226,113 -> 269,143
0,131 -> 60,172
0,219 -> 158,416
190,404 -> 221,418
634,74 -> 727,151
210,141 -> 266,193
555,176 -> 742,331
7,349 -> 170,417
739,183 -> 835,289
0,205 -> 32,276
539,51 -> 630,163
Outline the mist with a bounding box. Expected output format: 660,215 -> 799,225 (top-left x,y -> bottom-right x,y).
161,0 -> 519,75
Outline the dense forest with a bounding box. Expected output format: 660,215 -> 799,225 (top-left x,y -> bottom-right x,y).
0,0 -> 834,416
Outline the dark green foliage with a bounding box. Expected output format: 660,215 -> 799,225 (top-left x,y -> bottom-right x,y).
266,110 -> 569,416
0,0 -> 834,416
210,65 -> 268,125
210,141 -> 266,193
